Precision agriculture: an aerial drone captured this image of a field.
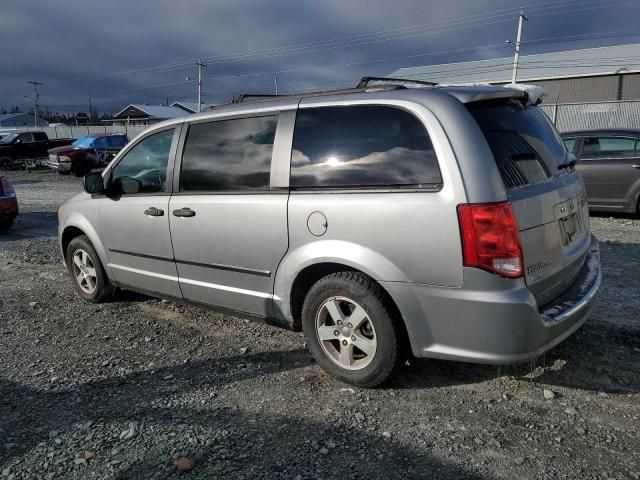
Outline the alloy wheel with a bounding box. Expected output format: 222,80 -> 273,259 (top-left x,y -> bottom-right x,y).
72,249 -> 97,294
315,296 -> 377,370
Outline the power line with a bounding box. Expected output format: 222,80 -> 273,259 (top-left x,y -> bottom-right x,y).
78,0 -> 621,80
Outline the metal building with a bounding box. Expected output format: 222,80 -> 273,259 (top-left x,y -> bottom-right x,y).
390,43 -> 640,131
390,43 -> 640,103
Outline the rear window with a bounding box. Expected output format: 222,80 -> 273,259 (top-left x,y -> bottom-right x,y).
290,106 -> 442,189
468,101 -> 566,190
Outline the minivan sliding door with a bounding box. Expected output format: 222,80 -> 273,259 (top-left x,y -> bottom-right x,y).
169,110 -> 294,318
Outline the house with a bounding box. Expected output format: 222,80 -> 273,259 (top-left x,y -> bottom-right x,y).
0,113 -> 48,128
107,104 -> 191,127
171,101 -> 200,113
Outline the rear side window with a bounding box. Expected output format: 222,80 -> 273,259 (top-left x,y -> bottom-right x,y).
33,132 -> 47,142
290,106 -> 441,189
581,136 -> 637,159
180,115 -> 277,192
469,102 -> 566,190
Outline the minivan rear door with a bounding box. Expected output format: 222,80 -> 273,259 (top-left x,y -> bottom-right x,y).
468,100 -> 590,306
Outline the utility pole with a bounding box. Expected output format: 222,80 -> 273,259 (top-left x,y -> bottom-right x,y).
510,8 -> 528,84
274,76 -> 278,96
87,95 -> 93,123
27,81 -> 43,127
196,60 -> 207,112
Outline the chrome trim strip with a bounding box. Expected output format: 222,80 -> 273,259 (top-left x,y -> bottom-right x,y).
109,264 -> 276,300
108,264 -> 179,282
541,268 -> 602,323
109,248 -> 270,277
179,277 -> 276,299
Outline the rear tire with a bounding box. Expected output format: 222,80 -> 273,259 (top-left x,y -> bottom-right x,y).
301,271 -> 401,387
0,156 -> 12,170
66,235 -> 114,303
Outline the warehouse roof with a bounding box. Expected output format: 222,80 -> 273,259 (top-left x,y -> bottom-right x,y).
390,43 -> 640,84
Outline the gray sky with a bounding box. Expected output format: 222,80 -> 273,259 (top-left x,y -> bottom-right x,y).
1,0 -> 639,115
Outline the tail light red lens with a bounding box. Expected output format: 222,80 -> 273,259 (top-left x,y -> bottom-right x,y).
457,201 -> 523,278
0,177 -> 14,196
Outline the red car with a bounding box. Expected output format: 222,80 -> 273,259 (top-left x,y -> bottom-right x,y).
0,176 -> 18,230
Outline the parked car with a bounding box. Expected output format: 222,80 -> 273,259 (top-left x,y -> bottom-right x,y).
58,81 -> 601,386
561,129 -> 640,214
0,131 -> 74,169
0,175 -> 18,230
47,134 -> 128,176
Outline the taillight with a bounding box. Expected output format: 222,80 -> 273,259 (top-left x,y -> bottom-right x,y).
457,201 -> 523,278
0,177 -> 14,196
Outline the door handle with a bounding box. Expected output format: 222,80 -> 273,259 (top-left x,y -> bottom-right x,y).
632,164 -> 640,169
144,207 -> 164,217
173,207 -> 196,218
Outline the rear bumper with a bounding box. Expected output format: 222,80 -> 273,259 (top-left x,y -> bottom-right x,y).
382,234 -> 601,364
0,194 -> 18,219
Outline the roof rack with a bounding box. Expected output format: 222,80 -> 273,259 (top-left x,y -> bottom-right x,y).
227,84 -> 405,105
356,76 -> 438,88
232,94 -> 279,104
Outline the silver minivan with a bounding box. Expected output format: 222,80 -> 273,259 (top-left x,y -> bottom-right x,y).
58,80 -> 601,386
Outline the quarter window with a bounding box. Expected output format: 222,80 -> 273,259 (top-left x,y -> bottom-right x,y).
563,138 -> 575,153
581,137 -> 637,159
111,128 -> 174,194
180,115 -> 278,192
290,106 -> 441,189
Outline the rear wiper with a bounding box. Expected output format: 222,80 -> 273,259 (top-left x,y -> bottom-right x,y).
557,159 -> 576,171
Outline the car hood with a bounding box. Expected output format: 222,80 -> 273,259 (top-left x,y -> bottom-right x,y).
48,145 -> 86,155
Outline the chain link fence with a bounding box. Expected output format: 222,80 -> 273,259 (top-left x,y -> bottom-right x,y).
540,100 -> 640,132
10,124 -> 149,140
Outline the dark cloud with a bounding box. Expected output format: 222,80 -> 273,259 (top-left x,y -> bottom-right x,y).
0,0 -> 638,115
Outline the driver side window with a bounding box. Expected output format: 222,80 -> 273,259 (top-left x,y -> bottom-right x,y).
111,128 -> 174,194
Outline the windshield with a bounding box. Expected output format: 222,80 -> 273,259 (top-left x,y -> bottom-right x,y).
0,133 -> 18,144
72,135 -> 95,148
468,101 -> 567,190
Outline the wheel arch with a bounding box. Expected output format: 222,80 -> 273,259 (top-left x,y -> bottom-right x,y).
281,261 -> 407,341
60,217 -> 111,279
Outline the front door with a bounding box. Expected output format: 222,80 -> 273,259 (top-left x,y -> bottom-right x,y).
169,114 -> 289,317
99,127 -> 182,298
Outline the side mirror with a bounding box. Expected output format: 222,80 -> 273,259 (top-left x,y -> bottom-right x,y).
84,172 -> 105,194
567,153 -> 578,162
14,139 -> 21,144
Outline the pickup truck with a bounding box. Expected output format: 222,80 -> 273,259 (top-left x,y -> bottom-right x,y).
47,133 -> 128,176
0,131 -> 74,169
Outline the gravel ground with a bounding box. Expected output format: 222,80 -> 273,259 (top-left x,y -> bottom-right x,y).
0,169 -> 638,480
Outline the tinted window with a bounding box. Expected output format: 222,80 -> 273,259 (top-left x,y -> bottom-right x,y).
106,135 -> 127,148
111,129 -> 174,194
563,138 -> 575,153
290,106 -> 441,189
581,136 -> 637,158
17,133 -> 34,143
33,132 -> 47,142
180,115 -> 277,192
469,101 -> 566,189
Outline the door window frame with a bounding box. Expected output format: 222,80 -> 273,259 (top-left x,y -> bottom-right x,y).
172,110 -> 293,195
102,124 -> 184,197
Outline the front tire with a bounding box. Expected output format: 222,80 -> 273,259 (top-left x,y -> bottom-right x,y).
66,235 -> 114,302
301,271 -> 401,387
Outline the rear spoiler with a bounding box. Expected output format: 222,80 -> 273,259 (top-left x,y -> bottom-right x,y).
437,83 -> 547,106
